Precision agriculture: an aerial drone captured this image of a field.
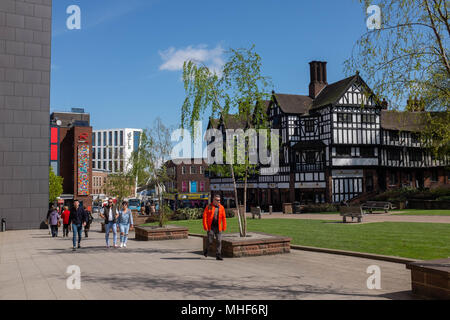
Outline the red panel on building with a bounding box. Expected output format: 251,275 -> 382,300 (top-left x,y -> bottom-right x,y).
50,127 -> 58,144
50,144 -> 58,161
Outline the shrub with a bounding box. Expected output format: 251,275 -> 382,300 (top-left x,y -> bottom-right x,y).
430,187 -> 450,199
301,204 -> 338,213
437,195 -> 450,201
225,209 -> 235,218
173,208 -> 203,221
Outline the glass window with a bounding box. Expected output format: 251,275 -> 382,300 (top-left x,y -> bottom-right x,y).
109,132 -> 112,146
120,131 -> 124,146
305,152 -> 315,164
361,114 -> 376,124
92,134 -> 96,146
360,147 -> 375,157
98,148 -> 101,159
134,131 -> 141,151
114,131 -> 118,146
337,113 -> 352,123
431,169 -> 438,182
390,132 -> 399,142
305,120 -> 315,133
103,132 -> 106,146
390,172 -> 398,185
190,166 -> 196,174
336,146 -> 351,157
388,150 -> 401,161
93,148 -> 96,160
410,151 -> 422,162
103,148 -> 106,159
182,166 -> 186,175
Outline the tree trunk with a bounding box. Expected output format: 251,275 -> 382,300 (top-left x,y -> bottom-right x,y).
243,170 -> 248,237
158,190 -> 163,228
230,164 -> 244,237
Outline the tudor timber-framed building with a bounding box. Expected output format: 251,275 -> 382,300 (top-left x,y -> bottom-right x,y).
208,61 -> 450,211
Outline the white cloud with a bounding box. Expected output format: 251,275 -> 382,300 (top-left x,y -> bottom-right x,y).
158,44 -> 224,75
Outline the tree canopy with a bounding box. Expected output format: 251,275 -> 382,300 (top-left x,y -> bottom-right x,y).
345,0 -> 449,155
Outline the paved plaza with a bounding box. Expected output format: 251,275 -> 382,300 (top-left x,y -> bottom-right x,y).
0,221 -> 417,300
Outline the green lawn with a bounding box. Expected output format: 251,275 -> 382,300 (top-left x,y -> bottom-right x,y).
142,218 -> 450,260
392,209 -> 450,216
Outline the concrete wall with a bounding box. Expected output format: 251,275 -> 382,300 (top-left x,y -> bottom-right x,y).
0,0 -> 52,230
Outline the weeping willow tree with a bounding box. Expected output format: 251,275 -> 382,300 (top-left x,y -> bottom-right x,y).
180,45 -> 272,237
129,118 -> 173,227
345,0 -> 449,156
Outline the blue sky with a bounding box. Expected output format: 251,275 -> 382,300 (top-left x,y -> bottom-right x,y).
50,0 -> 369,131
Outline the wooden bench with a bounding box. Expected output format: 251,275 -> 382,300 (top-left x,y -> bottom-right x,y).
251,206 -> 262,219
340,206 -> 364,223
361,201 -> 396,214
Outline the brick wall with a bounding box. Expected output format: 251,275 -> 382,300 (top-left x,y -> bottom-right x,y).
0,0 -> 52,230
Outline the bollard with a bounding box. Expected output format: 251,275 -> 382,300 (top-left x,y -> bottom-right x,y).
1,218 -> 5,232
269,205 -> 272,215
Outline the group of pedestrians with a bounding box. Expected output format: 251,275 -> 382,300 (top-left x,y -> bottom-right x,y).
47,199 -> 135,251
46,203 -> 93,238
100,199 -> 134,248
46,195 -> 227,260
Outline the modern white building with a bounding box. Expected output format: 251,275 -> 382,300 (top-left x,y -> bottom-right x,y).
92,128 -> 143,174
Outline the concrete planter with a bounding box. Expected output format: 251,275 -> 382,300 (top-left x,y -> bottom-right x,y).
135,225 -> 189,241
406,258 -> 450,300
203,232 -> 291,258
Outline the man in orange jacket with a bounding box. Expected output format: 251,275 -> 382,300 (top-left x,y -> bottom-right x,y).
203,194 -> 227,260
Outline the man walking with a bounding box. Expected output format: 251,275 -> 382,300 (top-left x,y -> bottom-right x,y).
69,200 -> 88,251
203,194 -> 227,260
100,199 -> 119,248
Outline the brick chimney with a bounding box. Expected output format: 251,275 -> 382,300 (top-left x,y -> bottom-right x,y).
309,61 -> 328,98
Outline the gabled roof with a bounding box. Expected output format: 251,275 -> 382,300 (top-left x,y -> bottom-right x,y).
208,114 -> 249,130
312,75 -> 357,109
380,110 -> 429,132
272,93 -> 313,114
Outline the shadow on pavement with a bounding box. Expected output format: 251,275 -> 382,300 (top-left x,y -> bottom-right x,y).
77,272 -> 403,300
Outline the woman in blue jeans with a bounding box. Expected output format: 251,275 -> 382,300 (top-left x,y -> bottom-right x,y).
118,201 -> 134,248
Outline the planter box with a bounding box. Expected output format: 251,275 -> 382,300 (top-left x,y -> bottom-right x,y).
132,212 -> 156,226
203,232 -> 291,258
135,225 -> 188,241
406,258 -> 450,300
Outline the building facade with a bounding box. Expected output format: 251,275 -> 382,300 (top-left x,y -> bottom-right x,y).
50,109 -> 93,208
0,0 -> 52,230
165,158 -> 210,194
92,128 -> 142,174
208,61 -> 450,210
92,169 -> 108,199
